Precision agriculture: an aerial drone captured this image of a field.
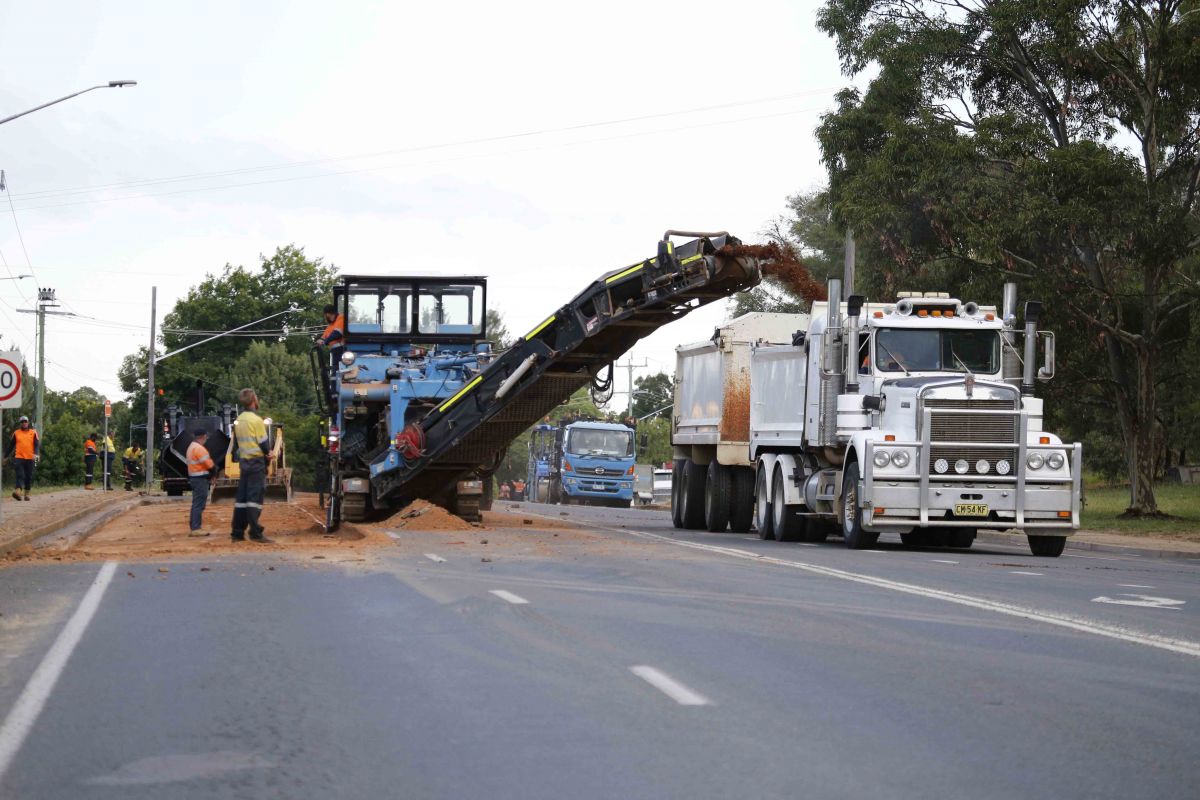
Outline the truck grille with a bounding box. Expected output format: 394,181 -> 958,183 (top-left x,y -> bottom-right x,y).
925,399 -> 1017,476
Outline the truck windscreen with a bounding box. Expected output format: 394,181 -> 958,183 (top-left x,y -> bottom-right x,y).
875,328 -> 999,373
566,429 -> 634,457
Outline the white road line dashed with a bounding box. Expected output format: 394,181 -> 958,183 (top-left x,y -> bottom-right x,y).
489,590 -> 530,605
0,561 -> 119,783
630,666 -> 711,706
931,560 -> 959,565
423,553 -> 446,563
1118,584 -> 1155,589
384,531 -> 403,541
1010,571 -> 1043,576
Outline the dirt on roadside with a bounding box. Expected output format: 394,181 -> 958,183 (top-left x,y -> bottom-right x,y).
3,493 -> 597,565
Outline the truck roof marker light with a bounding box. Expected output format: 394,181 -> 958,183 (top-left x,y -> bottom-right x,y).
873,311 -> 883,318
985,313 -> 995,321
884,434 -> 896,441
944,310 -> 954,317
931,310 -> 943,317
918,309 -> 929,317
1039,436 -> 1050,444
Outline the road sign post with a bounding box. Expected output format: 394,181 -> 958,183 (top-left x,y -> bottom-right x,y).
0,352 -> 24,524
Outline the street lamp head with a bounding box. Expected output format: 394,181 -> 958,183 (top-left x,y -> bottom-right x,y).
108,80 -> 137,88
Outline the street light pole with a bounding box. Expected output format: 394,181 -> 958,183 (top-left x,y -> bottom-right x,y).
0,81 -> 137,127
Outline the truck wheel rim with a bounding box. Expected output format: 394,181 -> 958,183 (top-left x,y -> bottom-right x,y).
843,477 -> 857,532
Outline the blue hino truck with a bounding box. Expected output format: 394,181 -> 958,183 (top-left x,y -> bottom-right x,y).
311,230 -> 771,531
527,420 -> 637,507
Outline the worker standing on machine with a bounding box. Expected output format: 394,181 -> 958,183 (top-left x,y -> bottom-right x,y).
316,303 -> 345,364
231,388 -> 274,544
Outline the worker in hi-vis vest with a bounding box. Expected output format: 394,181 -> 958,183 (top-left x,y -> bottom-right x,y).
186,429 -> 216,536
8,416 -> 40,501
230,388 -> 274,543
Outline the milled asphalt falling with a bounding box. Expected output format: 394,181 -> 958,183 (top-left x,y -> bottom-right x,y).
1,503 -> 1197,799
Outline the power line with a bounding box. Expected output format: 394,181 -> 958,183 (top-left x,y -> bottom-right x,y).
0,172 -> 39,288
7,89 -> 838,204
10,104 -> 828,213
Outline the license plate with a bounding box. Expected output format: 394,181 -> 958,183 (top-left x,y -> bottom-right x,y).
954,503 -> 989,517
588,483 -> 606,490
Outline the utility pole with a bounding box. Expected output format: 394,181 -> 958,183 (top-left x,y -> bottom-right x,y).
17,288 -> 69,434
616,354 -> 649,416
146,287 -> 156,490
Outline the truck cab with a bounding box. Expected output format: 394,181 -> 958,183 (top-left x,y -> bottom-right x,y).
559,421 -> 637,507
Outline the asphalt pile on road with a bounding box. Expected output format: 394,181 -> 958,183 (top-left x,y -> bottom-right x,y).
390,501 -> 477,531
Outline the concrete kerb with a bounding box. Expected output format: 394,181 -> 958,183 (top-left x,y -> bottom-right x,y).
972,529 -> 1200,560
0,495 -> 178,557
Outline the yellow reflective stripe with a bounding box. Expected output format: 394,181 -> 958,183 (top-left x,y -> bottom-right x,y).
438,375 -> 483,413
680,254 -> 703,265
523,314 -> 556,340
605,263 -> 644,284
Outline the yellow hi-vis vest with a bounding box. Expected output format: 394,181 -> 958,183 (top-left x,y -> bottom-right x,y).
235,411 -> 267,460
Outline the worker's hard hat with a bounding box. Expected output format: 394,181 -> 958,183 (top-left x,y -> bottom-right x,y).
18,415 -> 29,422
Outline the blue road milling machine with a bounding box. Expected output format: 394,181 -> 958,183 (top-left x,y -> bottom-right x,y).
312,231 -> 769,531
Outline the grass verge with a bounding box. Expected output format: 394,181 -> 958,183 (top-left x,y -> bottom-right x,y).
1082,482 -> 1200,540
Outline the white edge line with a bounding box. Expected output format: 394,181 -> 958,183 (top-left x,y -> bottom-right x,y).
423,553 -> 446,563
630,666 -> 711,706
1010,571 -> 1044,576
931,560 -> 959,564
489,589 -> 529,605
518,510 -> 1200,660
0,561 -> 119,782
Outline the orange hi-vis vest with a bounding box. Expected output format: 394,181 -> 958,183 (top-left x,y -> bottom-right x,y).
186,441 -> 215,477
85,438 -> 97,457
13,428 -> 38,460
322,314 -> 345,345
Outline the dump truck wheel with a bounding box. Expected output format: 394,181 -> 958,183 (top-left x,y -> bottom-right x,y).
841,461 -> 879,550
703,461 -> 731,532
946,529 -> 976,549
728,467 -> 755,533
671,460 -> 685,529
755,464 -> 774,540
771,465 -> 807,542
679,459 -> 707,529
1027,535 -> 1066,557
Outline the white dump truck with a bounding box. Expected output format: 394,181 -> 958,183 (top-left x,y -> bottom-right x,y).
672,281 -> 1081,557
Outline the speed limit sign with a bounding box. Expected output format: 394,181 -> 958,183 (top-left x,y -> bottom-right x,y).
0,351 -> 22,409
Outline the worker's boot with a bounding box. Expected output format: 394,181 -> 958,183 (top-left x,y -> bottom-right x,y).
11,490 -> 20,501
23,491 -> 30,501
85,482 -> 93,490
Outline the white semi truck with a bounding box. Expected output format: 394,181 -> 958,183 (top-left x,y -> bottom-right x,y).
672,280 -> 1081,557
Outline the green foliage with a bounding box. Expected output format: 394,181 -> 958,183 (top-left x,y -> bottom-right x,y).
271,408 -> 323,492
228,342 -> 319,415
486,309 -> 511,349
631,372 -> 673,419
637,417 -> 673,467
120,245 -> 337,413
815,0 -> 1200,513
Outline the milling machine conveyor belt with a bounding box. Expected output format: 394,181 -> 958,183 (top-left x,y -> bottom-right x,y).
375,232 -> 763,503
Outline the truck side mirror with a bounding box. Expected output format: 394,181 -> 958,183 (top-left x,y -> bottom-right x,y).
1037,331 -> 1056,381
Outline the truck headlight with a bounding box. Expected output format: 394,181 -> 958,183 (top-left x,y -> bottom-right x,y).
873,451 -> 892,468
995,459 -> 1011,475
891,450 -> 910,468
934,458 -> 949,474
954,459 -> 970,475
620,481 -> 632,488
975,459 -> 990,475
1047,452 -> 1065,470
1027,453 -> 1045,470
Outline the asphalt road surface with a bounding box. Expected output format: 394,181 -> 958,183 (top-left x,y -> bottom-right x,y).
1,504 -> 1197,799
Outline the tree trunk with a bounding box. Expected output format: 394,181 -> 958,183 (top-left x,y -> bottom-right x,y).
1122,342 -> 1161,517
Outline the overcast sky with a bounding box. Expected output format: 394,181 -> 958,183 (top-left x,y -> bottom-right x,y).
0,0 -> 851,411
